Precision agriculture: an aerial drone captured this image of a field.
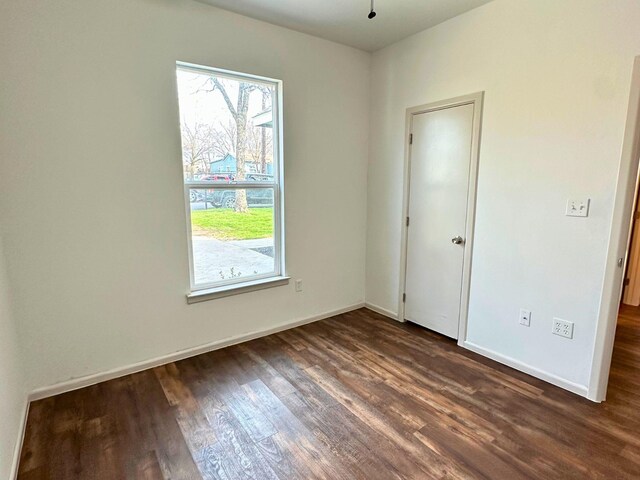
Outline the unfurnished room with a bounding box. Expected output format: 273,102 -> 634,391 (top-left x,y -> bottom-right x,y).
2,0 -> 640,478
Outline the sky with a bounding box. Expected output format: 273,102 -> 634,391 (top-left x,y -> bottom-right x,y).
176,68 -> 270,131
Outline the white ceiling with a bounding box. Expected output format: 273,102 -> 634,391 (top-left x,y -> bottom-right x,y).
195,0 -> 493,52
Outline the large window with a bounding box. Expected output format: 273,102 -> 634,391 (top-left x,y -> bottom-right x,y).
176,62 -> 285,299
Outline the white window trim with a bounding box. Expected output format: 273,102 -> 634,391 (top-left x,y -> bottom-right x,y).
177,62 -> 286,302
186,275 -> 290,304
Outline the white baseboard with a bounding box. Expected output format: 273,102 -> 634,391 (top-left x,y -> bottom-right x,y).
462,340 -> 590,398
10,397 -> 29,480
29,303 -> 365,401
364,302 -> 399,321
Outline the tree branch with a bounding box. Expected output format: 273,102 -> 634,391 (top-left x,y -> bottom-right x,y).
211,78 -> 237,119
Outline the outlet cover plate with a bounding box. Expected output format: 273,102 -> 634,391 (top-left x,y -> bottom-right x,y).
552,318 -> 574,339
519,309 -> 531,327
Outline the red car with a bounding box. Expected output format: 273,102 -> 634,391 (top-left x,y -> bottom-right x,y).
199,174 -> 233,182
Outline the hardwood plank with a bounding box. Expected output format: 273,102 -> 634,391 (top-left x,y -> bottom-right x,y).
249,338 -> 398,479
17,307 -> 640,479
127,370 -> 202,479
134,451 -> 165,480
17,397 -> 55,476
154,363 -> 225,480
243,379 -> 349,479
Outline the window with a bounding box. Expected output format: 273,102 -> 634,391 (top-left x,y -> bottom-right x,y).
176,62 -> 285,301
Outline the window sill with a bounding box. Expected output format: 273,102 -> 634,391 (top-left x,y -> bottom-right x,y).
186,276 -> 290,304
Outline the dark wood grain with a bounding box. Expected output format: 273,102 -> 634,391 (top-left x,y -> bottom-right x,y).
17,307 -> 640,479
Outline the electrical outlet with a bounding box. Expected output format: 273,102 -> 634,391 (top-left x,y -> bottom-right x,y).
565,198 -> 590,217
519,309 -> 531,327
295,279 -> 303,292
552,318 -> 574,339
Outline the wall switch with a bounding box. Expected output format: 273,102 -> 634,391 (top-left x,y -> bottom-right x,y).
566,198 -> 590,217
552,318 -> 574,339
519,309 -> 531,327
295,279 -> 303,292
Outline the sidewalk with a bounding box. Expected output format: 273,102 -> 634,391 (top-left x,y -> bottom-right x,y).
192,236 -> 274,285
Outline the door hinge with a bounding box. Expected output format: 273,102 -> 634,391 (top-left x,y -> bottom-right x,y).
409,133 -> 413,145
402,293 -> 406,303
624,278 -> 630,286
406,216 -> 410,227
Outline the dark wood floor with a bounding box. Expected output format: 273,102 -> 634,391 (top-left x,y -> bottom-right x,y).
17,307 -> 640,479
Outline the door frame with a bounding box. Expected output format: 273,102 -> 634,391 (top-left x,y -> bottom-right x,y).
397,92 -> 484,344
589,56 -> 640,402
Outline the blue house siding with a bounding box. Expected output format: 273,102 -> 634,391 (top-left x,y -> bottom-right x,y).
209,154 -> 237,173
209,153 -> 272,175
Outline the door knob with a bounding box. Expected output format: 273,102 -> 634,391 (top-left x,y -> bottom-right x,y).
451,236 -> 464,245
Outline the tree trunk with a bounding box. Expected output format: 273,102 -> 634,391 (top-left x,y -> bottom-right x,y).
260,91 -> 267,174
209,78 -> 254,213
233,83 -> 251,213
235,120 -> 248,212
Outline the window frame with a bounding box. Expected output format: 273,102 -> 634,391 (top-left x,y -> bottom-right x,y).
176,62 -> 286,300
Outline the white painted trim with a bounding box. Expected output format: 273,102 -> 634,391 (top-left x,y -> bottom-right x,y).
28,303 -> 364,401
463,341 -> 589,398
364,302 -> 398,320
177,61 -> 280,88
176,62 -> 286,295
589,56 -> 640,402
398,92 -> 484,341
10,398 -> 29,480
187,276 -> 290,303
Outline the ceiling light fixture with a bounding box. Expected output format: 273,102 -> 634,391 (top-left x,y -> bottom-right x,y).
368,0 -> 377,19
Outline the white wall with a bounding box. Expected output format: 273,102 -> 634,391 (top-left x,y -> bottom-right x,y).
0,235 -> 26,479
367,0 -> 640,391
0,0 -> 369,391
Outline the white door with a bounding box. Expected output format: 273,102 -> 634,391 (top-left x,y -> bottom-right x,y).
404,103 -> 475,339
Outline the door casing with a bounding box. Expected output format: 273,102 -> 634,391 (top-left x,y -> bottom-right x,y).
397,92 -> 484,346
589,56 -> 640,402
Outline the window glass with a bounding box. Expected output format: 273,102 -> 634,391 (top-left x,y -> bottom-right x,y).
177,63 -> 283,291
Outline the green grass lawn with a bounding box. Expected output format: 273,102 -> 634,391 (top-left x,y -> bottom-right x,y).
191,208 -> 274,240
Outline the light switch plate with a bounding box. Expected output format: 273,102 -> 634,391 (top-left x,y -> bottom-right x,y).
566,198 -> 590,217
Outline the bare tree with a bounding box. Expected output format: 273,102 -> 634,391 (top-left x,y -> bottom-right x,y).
211,120 -> 236,159
247,118 -> 273,169
204,77 -> 259,212
259,89 -> 269,175
181,123 -> 216,179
